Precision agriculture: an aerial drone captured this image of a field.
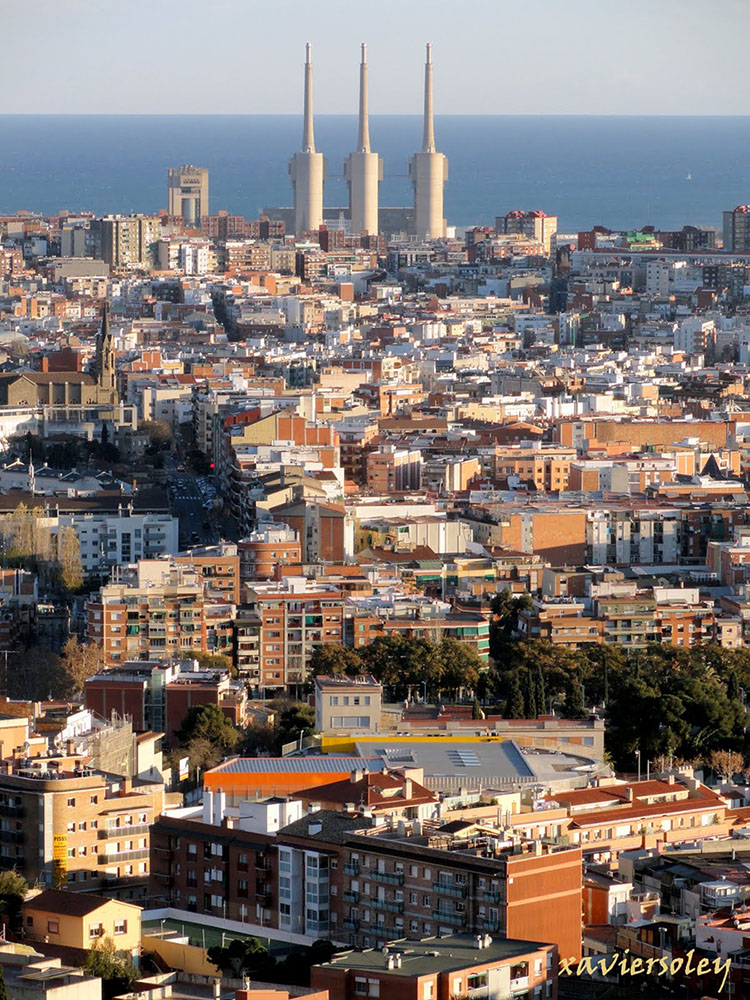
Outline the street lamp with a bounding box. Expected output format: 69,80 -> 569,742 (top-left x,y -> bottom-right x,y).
635,749 -> 641,783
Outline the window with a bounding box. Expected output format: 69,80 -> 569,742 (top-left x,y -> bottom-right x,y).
355,979 -> 367,996
89,923 -> 104,939
467,974 -> 487,991
47,920 -> 59,934
114,920 -> 127,935
67,798 -> 75,807
368,981 -> 380,997
91,796 -> 98,805
423,983 -> 434,1000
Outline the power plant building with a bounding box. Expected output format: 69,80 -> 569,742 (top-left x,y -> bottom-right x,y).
167,165 -> 209,224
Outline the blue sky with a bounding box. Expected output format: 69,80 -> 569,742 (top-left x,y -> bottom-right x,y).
1,0 -> 748,115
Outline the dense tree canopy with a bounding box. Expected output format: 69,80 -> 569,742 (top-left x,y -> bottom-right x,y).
174,703 -> 240,771
208,937 -> 336,987
481,638 -> 750,771
310,634 -> 485,700
83,938 -> 136,1000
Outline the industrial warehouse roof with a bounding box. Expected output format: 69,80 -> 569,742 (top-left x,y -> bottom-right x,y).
207,756 -> 390,775
352,739 -> 537,787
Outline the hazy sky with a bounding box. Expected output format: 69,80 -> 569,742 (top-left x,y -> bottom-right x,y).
2,0 -> 749,115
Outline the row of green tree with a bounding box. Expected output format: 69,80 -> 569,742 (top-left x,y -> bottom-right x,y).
310,634 -> 485,698
487,639 -> 750,772
207,937 -> 335,985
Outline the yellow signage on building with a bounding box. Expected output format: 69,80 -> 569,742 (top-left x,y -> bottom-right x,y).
52,834 -> 67,886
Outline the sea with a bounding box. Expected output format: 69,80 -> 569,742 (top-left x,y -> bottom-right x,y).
0,114 -> 749,233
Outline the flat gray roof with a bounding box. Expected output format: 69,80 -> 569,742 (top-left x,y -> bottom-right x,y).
352,740 -> 536,786
318,934 -> 551,977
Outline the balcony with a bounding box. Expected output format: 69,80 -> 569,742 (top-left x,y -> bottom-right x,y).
344,862 -> 360,875
434,881 -> 466,898
99,824 -> 150,839
343,919 -> 360,931
343,890 -> 359,903
371,897 -> 404,913
371,870 -> 404,885
98,848 -> 149,864
432,910 -> 465,926
481,890 -> 501,903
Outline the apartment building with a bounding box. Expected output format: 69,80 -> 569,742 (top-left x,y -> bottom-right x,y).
311,934 -> 558,1000
586,507 -> 681,565
175,543 -> 241,604
547,777 -> 729,865
367,447 -> 422,493
149,797 -> 285,929
0,761 -> 162,899
243,577 -> 344,690
38,511 -> 178,573
271,500 -> 345,563
498,210 -> 558,254
91,215 -> 162,269
238,524 -> 302,581
87,558 -> 235,664
485,445 -> 574,492
346,595 -> 490,664
281,813 -> 582,962
517,598 -> 603,648
84,658 -> 248,745
314,674 -> 383,732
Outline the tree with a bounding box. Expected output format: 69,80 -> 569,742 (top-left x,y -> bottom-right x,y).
140,420 -> 173,451
489,591 -> 532,661
192,652 -> 235,676
707,749 -> 744,783
436,638 -> 481,696
524,671 -> 538,719
564,677 -> 586,719
0,870 -> 27,926
0,965 -> 7,1000
55,637 -> 102,697
6,503 -> 33,559
275,703 -> 316,753
175,703 -> 239,758
506,671 -> 525,718
309,645 -> 363,676
472,698 -> 484,720
179,736 -> 224,773
83,937 -> 136,1000
57,526 -> 83,591
7,644 -> 60,701
208,937 -> 273,979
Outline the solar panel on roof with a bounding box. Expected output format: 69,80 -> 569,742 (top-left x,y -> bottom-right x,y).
447,749 -> 481,767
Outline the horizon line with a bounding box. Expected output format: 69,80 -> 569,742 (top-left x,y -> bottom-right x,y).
1,111 -> 750,119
